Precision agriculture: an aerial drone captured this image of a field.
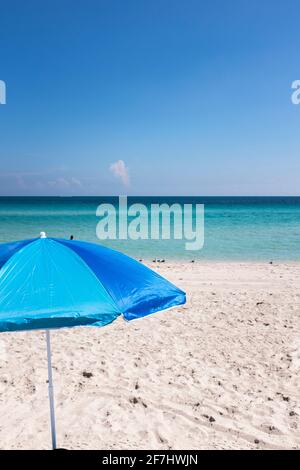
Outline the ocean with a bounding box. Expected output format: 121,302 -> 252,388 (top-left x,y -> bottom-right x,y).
0,196 -> 299,261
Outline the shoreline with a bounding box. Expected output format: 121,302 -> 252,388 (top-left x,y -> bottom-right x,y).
142,259 -> 300,265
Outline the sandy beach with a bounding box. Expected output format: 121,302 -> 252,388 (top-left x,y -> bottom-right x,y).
0,261 -> 299,450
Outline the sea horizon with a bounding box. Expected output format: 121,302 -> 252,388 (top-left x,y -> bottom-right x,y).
0,196 -> 299,261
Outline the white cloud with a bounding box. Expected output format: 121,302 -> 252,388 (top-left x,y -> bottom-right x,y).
109,160 -> 130,187
70,177 -> 82,187
47,177 -> 82,189
48,177 -> 70,188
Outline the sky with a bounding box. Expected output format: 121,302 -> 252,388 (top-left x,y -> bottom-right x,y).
0,0 -> 300,196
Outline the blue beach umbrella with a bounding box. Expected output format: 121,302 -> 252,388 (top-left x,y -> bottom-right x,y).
0,233 -> 186,449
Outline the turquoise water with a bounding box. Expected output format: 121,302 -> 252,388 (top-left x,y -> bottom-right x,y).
0,197 -> 299,261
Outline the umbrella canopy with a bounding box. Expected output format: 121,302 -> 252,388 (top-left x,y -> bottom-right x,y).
0,236 -> 186,331
0,235 -> 186,449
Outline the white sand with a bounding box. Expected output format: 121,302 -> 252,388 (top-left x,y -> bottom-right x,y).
0,261 -> 299,450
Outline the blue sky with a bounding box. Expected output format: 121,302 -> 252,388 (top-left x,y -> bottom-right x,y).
0,0 -> 299,196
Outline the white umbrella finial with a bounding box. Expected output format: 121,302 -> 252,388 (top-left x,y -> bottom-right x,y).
40,231 -> 47,239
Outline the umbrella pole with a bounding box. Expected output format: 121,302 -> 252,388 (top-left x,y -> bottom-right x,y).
46,329 -> 57,450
